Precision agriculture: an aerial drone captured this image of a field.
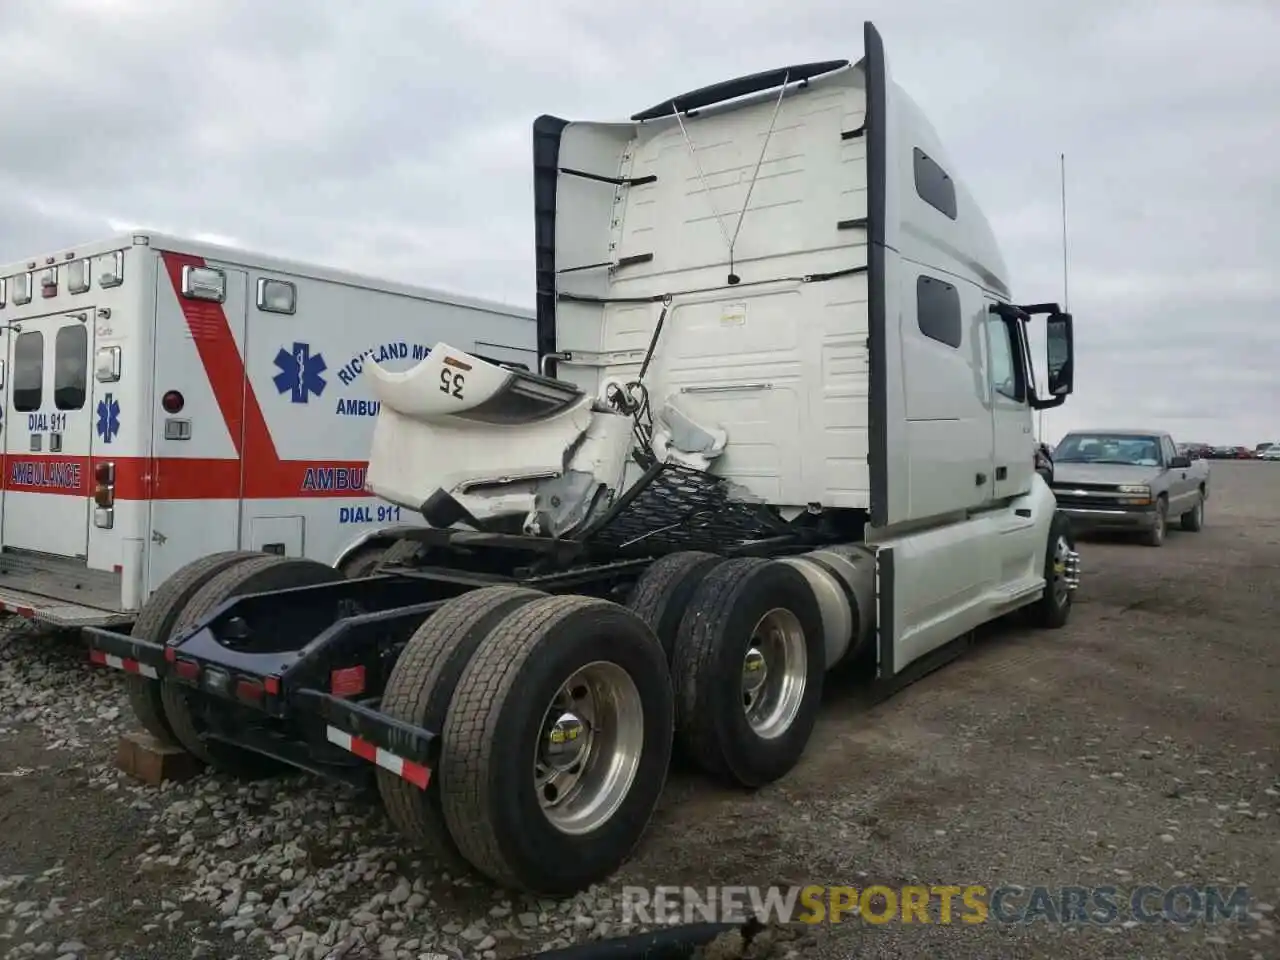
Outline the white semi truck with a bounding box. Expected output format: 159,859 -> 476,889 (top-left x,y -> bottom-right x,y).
85,23 -> 1082,897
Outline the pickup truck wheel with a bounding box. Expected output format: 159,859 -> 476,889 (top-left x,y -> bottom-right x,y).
626,551 -> 724,662
1027,513 -> 1077,629
377,584 -> 545,872
1143,498 -> 1168,547
124,551 -> 263,747
439,595 -> 673,894
671,558 -> 825,788
160,556 -> 345,778
1180,493 -> 1205,532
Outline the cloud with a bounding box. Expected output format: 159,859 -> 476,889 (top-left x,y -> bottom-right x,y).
0,0 -> 1276,445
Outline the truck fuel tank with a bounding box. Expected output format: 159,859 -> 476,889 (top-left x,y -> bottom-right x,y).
779,545 -> 876,670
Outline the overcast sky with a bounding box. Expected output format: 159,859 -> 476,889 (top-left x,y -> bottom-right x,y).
2,0 -> 1276,445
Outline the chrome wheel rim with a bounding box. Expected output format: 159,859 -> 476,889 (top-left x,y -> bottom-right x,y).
1051,535 -> 1072,605
741,608 -> 808,740
533,661 -> 644,836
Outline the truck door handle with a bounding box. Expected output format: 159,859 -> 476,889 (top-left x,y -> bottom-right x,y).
996,466 -> 1008,480
976,472 -> 988,485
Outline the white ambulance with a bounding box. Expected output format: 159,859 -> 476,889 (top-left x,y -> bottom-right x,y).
0,233 -> 536,628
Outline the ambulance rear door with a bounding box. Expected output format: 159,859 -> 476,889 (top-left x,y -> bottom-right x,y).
2,304 -> 95,558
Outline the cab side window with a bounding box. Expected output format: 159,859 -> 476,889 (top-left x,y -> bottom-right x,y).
986,316 -> 1021,402
13,331 -> 43,412
1160,437 -> 1177,464
54,325 -> 88,410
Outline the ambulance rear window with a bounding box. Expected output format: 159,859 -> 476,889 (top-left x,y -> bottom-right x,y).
13,331 -> 43,412
54,325 -> 88,410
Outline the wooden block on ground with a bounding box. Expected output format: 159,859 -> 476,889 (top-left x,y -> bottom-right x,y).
117,730 -> 202,785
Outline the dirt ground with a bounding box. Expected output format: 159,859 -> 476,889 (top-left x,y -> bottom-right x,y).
2,461 -> 1277,960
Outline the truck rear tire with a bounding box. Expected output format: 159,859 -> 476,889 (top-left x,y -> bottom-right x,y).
338,545 -> 387,578
439,595 -> 673,894
125,551 -> 263,746
625,551 -> 723,662
160,556 -> 345,778
1180,493 -> 1205,532
670,558 -> 825,788
1026,512 -> 1075,629
377,584 -> 546,871
376,538 -> 427,571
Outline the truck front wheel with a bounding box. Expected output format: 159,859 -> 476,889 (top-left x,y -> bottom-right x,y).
1027,512 -> 1077,629
671,558 -> 825,788
1143,497 -> 1168,547
438,595 -> 673,894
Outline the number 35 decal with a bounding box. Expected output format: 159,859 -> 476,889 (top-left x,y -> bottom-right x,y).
440,368 -> 465,399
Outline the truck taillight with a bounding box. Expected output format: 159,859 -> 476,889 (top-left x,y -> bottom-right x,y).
331,666 -> 366,698
174,659 -> 200,682
162,390 -> 184,414
94,460 -> 116,528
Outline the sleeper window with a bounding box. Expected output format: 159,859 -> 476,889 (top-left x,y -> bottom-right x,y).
13,331 -> 43,412
917,275 -> 962,348
54,324 -> 88,410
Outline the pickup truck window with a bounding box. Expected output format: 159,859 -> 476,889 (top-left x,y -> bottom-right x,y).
1055,433 -> 1162,467
1160,436 -> 1178,464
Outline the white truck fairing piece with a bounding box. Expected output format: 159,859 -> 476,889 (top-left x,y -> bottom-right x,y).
364,23 -> 1078,683
0,233 -> 535,627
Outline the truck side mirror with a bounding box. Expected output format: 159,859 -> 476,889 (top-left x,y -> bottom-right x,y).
1046,312 -> 1073,397
1170,455 -> 1191,469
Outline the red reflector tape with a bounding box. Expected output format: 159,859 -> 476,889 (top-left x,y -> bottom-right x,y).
88,649 -> 159,680
325,725 -> 430,790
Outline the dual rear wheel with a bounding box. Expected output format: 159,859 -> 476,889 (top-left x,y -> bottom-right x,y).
377,552 -> 827,892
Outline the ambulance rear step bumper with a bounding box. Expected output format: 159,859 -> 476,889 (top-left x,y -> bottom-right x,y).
0,586 -> 133,628
0,551 -> 129,628
82,574 -> 450,791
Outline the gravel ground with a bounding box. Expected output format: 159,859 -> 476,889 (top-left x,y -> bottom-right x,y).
2,461 -> 1278,960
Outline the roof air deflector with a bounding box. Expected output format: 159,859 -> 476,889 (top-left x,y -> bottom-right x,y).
630,59 -> 850,121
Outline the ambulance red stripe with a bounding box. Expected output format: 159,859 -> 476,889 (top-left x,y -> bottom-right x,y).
0,455 -> 371,500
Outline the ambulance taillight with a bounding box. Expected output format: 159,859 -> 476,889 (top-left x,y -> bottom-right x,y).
94,461 -> 115,528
